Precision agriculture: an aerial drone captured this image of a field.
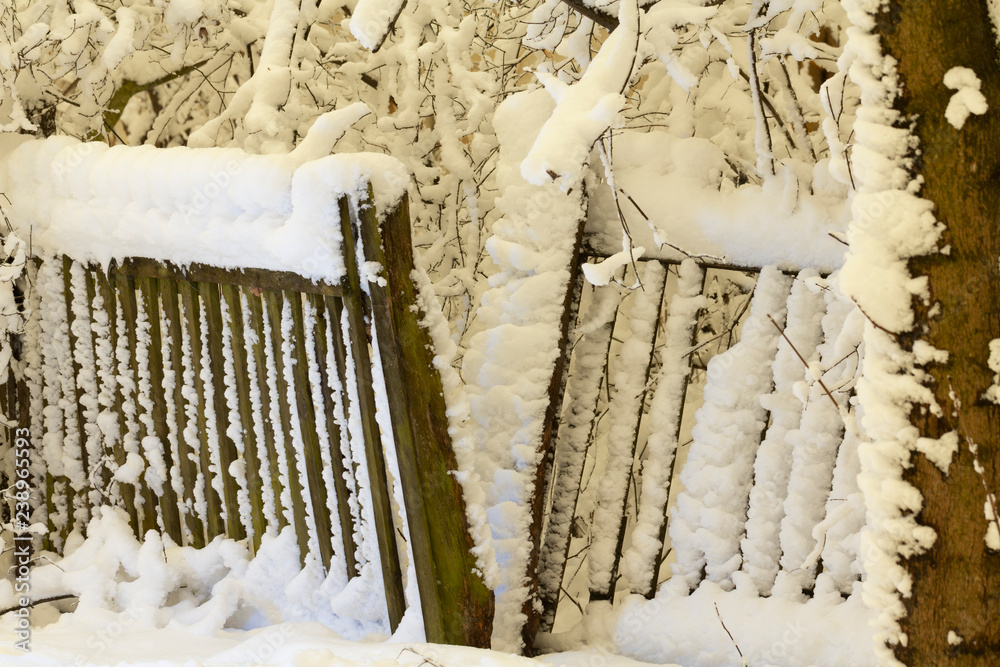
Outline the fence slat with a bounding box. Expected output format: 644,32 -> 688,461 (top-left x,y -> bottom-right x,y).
61,257 -> 91,511
221,284 -> 267,551
288,290 -> 335,570
136,276 -> 184,544
312,293 -> 359,578
263,289 -> 311,561
161,278 -> 206,547
244,289 -> 286,534
588,261 -> 667,602
114,272 -> 161,536
538,281 -> 622,631
202,282 -> 247,541
177,279 -> 225,540
623,260 -> 706,598
338,196 -> 406,633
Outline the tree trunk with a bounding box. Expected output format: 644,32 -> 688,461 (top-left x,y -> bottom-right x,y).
877,2 -> 1000,664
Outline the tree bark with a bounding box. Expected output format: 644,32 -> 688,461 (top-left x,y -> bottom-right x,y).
877,2 -> 1000,664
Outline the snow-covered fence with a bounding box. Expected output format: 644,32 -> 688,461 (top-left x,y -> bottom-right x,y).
0,137 -> 491,646
537,256 -> 866,646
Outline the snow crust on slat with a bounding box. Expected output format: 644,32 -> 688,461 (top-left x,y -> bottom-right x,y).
588,261 -> 666,595
179,298 -> 208,525
772,291 -> 856,596
537,284 -> 621,612
302,297 -> 349,588
0,134 -> 408,284
240,293 -> 279,533
261,300 -> 293,533
160,292 -> 193,545
22,262 -> 47,529
220,295 -> 252,542
740,270 -> 826,595
457,86 -> 586,651
68,261 -> 103,510
38,260 -> 70,544
134,283 -> 168,532
329,304 -> 390,633
198,294 -> 226,530
667,266 -> 791,592
621,259 -> 706,595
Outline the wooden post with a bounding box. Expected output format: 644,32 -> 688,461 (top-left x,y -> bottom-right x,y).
338,196 -> 407,633
353,191 -> 494,647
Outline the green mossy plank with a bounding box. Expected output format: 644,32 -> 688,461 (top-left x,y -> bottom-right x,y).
115,258 -> 343,297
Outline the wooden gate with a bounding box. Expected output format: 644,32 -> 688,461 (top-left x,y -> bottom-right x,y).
537,256 -> 865,637
0,190 -> 491,646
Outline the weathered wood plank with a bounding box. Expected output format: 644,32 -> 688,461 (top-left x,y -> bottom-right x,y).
244,289 -> 286,534
202,282 -> 247,542
313,293 -> 359,578
220,284 -> 267,551
136,276 -> 184,544
288,291 -> 335,571
338,196 -> 406,632
114,258 -> 343,297
93,270 -> 140,534
160,278 -> 206,547
354,191 -> 493,646
113,271 -> 161,536
263,289 -> 311,561
177,279 -> 226,540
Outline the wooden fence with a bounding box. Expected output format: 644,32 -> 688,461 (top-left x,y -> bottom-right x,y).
535,256 -> 865,634
0,191 -> 492,647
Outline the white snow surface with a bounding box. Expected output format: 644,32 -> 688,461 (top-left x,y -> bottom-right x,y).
0,133 -> 409,284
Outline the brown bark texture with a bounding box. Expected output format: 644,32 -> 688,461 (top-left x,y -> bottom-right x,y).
877,1 -> 1000,664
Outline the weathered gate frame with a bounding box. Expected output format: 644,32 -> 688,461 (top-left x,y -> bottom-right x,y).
0,189 -> 492,647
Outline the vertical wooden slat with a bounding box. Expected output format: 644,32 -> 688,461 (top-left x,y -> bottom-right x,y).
221,284 -> 267,550
314,294 -> 359,578
94,270 -> 139,534
288,291 -> 335,570
61,257 -> 90,505
244,289 -> 285,534
136,277 -> 183,544
114,271 -> 160,536
338,196 -> 406,633
537,281 -> 621,630
202,282 -> 246,541
588,261 -> 667,602
161,278 -> 206,547
263,289 -> 311,560
354,192 -> 493,645
177,279 -> 225,540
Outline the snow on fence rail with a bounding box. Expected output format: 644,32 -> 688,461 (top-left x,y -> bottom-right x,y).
535,254 -> 870,659
0,138 -> 492,646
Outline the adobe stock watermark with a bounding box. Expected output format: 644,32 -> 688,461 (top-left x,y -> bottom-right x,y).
12,426 -> 33,652
178,160 -> 242,224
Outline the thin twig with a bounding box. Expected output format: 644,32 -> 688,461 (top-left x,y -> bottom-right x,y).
0,594 -> 77,617
714,602 -> 748,667
767,314 -> 841,411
